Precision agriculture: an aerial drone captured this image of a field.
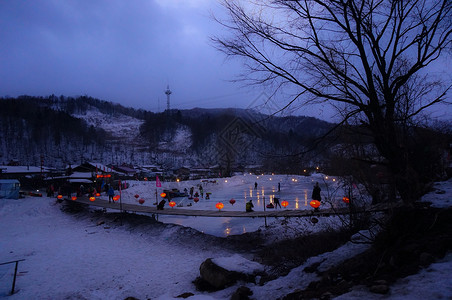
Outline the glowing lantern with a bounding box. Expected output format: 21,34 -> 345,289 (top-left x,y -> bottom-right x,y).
229,198 -> 236,205
71,196 -> 77,201
57,195 -> 63,200
95,193 -> 101,197
89,196 -> 96,202
310,200 -> 321,209
342,197 -> 350,204
281,200 -> 289,208
169,201 -> 176,208
134,194 -> 139,199
160,192 -> 167,198
194,197 -> 199,203
216,202 -> 224,211
113,195 -> 120,201
138,198 -> 145,205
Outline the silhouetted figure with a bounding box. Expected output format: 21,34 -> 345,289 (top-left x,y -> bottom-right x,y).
312,182 -> 321,201
157,200 -> 166,210
274,197 -> 282,208
246,200 -> 254,212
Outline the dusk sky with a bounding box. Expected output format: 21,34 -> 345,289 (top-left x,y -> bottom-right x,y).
0,1 -> 450,121
0,1 -> 268,113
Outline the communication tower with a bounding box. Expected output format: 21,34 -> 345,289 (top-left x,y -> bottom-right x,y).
165,85 -> 172,112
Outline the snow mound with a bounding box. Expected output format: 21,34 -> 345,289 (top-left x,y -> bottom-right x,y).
212,254 -> 264,274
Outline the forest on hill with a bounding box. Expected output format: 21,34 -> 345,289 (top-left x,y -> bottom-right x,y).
0,95 -> 334,172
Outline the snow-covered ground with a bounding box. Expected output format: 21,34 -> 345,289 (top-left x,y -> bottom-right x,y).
0,175 -> 451,299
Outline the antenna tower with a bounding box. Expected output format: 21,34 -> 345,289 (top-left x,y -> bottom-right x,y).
164,85 -> 172,112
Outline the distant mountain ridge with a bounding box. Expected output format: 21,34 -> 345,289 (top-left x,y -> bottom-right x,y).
0,95 -> 334,172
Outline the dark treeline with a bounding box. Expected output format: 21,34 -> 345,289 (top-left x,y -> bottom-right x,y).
1,95 -> 336,170
1,94 -> 153,120
139,108 -> 334,153
0,95 -> 337,171
0,95 -> 115,167
0,96 -> 107,145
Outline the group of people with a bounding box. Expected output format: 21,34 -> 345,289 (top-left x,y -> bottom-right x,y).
185,185 -> 205,199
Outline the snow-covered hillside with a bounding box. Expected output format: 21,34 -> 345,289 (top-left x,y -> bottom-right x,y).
73,107 -> 144,142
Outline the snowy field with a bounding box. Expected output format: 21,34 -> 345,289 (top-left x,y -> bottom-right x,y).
0,174 -> 451,299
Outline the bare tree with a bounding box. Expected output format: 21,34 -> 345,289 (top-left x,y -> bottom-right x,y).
213,0 -> 452,203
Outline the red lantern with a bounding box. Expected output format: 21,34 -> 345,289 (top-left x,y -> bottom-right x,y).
342,197 -> 350,204
113,195 -> 120,201
169,201 -> 176,208
57,195 -> 63,200
138,198 -> 145,205
89,196 -> 96,202
134,194 -> 139,199
194,197 -> 199,203
71,196 -> 77,201
281,200 -> 289,208
216,202 -> 224,211
160,192 -> 167,198
95,193 -> 101,197
229,198 -> 236,205
310,200 -> 321,209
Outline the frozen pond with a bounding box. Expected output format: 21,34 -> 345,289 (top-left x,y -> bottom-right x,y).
117,173 -> 343,237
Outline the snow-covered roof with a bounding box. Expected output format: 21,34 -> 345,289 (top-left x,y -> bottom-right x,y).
88,162 -> 114,173
68,179 -> 93,184
0,165 -> 49,174
112,165 -> 136,174
141,165 -> 161,169
0,179 -> 20,184
69,172 -> 93,179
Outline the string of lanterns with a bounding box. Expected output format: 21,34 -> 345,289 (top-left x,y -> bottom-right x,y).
60,189 -> 356,214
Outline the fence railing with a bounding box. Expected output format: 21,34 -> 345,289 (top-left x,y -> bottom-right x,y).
0,259 -> 25,295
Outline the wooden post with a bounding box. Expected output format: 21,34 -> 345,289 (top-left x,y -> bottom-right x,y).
11,260 -> 19,294
119,180 -> 123,226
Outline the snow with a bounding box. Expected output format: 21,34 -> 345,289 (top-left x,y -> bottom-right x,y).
73,107 -> 144,141
212,254 -> 264,275
1,175 -> 451,299
335,253 -> 452,299
112,173 -> 347,237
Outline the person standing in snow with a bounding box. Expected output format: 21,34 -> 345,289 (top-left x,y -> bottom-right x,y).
274,197 -> 282,208
254,182 -> 258,189
246,200 -> 254,212
108,186 -> 115,203
312,182 -> 321,201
